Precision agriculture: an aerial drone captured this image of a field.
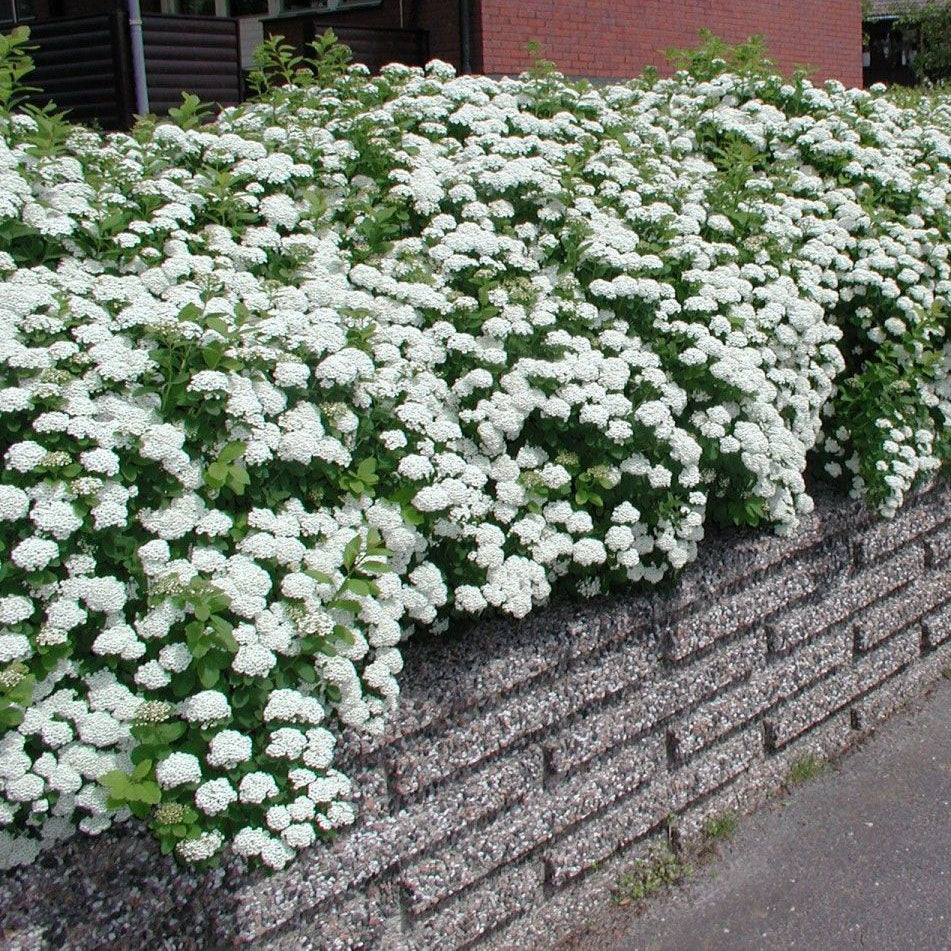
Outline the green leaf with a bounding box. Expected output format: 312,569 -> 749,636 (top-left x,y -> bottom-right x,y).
205,315 -> 231,337
0,706 -> 24,728
356,457 -> 378,483
198,662 -> 220,689
205,461 -> 228,487
210,615 -> 238,652
342,534 -> 362,569
342,577 -> 372,596
304,569 -> 334,584
153,722 -> 187,745
129,800 -> 151,820
201,344 -> 224,368
98,770 -> 131,795
358,560 -> 388,575
332,623 -> 356,646
131,759 -> 153,782
218,440 -> 246,464
227,464 -> 250,493
136,781 -> 162,805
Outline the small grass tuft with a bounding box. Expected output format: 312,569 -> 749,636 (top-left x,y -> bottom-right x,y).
613,845 -> 690,906
702,811 -> 738,841
785,753 -> 827,786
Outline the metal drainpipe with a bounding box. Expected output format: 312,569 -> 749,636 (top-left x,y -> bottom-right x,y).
458,0 -> 472,74
127,0 -> 150,116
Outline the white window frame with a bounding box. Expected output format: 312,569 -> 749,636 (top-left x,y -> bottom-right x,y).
160,0 -> 282,15
160,0 -> 377,15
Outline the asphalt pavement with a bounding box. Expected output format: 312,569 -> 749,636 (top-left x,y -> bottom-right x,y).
612,676 -> 951,951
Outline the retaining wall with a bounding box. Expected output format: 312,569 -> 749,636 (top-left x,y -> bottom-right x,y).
233,478 -> 951,949
2,481 -> 949,950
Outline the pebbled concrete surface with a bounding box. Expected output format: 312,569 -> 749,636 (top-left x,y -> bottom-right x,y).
602,677 -> 951,951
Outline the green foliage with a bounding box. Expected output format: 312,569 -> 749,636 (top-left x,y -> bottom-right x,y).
702,811 -> 739,841
0,26 -> 37,115
246,34 -> 308,97
99,762 -> 162,820
0,664 -> 35,729
665,29 -> 812,83
614,845 -> 691,905
666,29 -> 776,81
308,27 -> 355,86
168,93 -> 216,130
785,754 -> 828,786
247,30 -> 355,98
899,1 -> 951,84
524,40 -> 557,79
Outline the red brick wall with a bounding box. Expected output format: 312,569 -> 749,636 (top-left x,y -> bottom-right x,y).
474,0 -> 863,87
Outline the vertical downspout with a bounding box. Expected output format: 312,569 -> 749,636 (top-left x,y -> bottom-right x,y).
458,0 -> 472,74
127,0 -> 150,115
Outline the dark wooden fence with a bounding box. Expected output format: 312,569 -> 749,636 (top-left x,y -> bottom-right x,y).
23,13 -> 241,129
142,14 -> 242,117
26,13 -> 133,129
21,13 -> 425,129
261,17 -> 429,73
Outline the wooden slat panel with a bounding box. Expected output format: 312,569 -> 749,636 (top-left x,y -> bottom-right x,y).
21,13 -> 129,129
261,16 -> 429,71
142,14 -> 242,111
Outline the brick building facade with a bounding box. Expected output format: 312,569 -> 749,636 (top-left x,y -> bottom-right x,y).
6,0 -> 864,86
471,0 -> 863,87
276,0 -> 863,87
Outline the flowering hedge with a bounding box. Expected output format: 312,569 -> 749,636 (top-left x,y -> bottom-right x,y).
1,33 -> 950,871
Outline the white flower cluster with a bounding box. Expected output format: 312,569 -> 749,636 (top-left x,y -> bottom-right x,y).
1,50 -> 950,869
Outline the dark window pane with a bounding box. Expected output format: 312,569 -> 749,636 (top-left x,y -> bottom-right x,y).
177,0 -> 216,14
231,0 -> 268,16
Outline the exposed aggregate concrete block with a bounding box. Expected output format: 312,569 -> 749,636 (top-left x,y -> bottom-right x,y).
391,638 -> 655,796
659,490 -> 863,616
664,562 -> 817,661
544,632 -> 761,774
767,544 -> 925,656
924,521 -> 951,566
545,728 -> 762,886
671,627 -> 850,762
765,627 -> 920,751
409,858 -> 545,951
485,712 -> 853,951
854,489 -> 951,566
852,571 -> 950,652
235,748 -> 543,938
255,884 -> 401,951
400,734 -> 663,914
851,640 -> 951,731
922,601 -> 951,650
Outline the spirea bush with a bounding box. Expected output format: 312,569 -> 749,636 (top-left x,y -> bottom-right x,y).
1,30 -> 950,870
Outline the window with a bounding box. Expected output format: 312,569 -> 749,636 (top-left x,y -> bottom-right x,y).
163,0 -> 270,14
0,0 -> 35,24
